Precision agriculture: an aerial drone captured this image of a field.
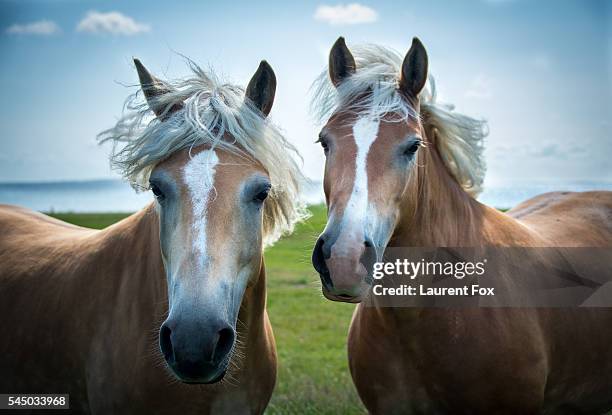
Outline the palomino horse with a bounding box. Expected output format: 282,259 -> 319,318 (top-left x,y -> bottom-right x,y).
0,58 -> 306,413
311,37 -> 612,414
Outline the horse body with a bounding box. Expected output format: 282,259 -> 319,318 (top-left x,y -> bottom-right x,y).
348,189 -> 612,415
0,204 -> 276,414
311,37 -> 612,414
0,57 -> 304,413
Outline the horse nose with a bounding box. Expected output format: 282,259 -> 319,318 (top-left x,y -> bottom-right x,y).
159,318 -> 236,383
315,236 -> 374,302
160,320 -> 235,364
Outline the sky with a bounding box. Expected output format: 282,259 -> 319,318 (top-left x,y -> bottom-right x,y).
0,0 -> 610,186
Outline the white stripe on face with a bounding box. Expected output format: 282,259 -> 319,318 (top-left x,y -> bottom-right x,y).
183,150 -> 219,271
332,116 -> 379,256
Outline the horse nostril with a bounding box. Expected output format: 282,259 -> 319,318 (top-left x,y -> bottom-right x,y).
312,238 -> 327,273
212,327 -> 235,364
159,323 -> 174,362
361,238 -> 377,280
312,237 -> 332,285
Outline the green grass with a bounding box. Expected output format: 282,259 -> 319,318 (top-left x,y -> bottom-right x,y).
49,206 -> 365,414
49,212 -> 133,229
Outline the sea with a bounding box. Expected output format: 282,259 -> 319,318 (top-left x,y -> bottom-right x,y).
1,179 -> 611,213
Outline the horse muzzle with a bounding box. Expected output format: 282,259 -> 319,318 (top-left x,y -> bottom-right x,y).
312,235 -> 375,303
159,318 -> 236,384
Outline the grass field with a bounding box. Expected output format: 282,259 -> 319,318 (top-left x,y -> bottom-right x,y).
50,206 -> 365,414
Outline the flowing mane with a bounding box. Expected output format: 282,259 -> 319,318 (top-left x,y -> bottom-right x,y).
98,60 -> 308,245
310,44 -> 487,197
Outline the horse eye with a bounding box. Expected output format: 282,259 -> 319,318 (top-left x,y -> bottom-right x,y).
150,183 -> 165,200
316,137 -> 329,154
403,141 -> 421,156
254,187 -> 270,203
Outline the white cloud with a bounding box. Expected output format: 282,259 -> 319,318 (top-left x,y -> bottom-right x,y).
76,11 -> 150,36
465,74 -> 493,100
6,20 -> 61,36
314,3 -> 378,25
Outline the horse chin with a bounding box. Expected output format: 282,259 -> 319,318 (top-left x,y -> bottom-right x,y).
167,357 -> 231,385
171,365 -> 228,385
179,369 -> 227,385
321,283 -> 364,303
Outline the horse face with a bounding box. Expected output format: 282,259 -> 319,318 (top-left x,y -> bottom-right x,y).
149,146 -> 270,383
312,37 -> 428,302
313,114 -> 422,302
131,58 -> 277,383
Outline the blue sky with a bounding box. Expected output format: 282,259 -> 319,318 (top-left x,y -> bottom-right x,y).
0,0 -> 610,185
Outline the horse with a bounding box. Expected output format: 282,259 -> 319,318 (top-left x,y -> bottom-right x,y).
0,57 -> 306,414
310,36 -> 612,414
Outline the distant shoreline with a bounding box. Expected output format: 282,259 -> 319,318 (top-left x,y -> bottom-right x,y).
2,179 -> 612,213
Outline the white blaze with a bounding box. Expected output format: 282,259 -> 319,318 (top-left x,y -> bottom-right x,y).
183,150 -> 219,270
332,116 -> 379,256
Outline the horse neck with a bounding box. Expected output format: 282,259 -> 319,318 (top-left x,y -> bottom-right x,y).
94,204 -> 167,324
391,134 -> 480,246
241,260 -> 269,331
393,127 -> 531,247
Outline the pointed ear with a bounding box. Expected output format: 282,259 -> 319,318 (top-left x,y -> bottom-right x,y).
245,60 -> 277,117
133,58 -> 182,118
399,37 -> 428,99
329,37 -> 356,87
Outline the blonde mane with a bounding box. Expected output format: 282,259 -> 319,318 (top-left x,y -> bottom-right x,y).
98,60 -> 308,245
310,44 -> 487,197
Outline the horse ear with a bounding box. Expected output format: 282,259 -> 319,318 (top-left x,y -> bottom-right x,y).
245,60 -> 277,117
133,58 -> 182,118
329,37 -> 356,87
399,37 -> 428,99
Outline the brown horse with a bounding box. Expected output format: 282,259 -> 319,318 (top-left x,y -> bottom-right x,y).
0,58 -> 306,414
311,37 -> 612,414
